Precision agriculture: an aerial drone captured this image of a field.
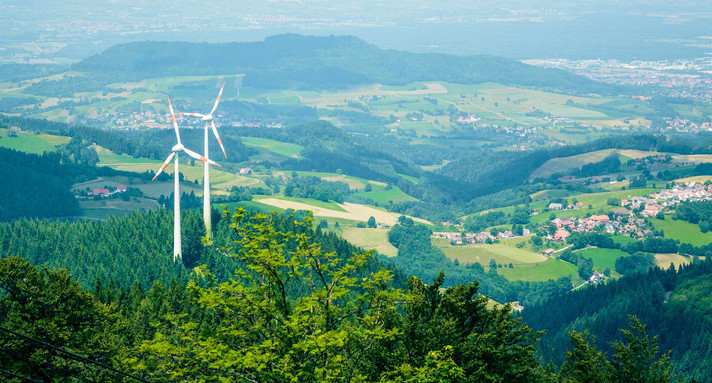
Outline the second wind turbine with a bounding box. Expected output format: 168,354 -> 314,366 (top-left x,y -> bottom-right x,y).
152,97 -> 221,261
182,82 -> 227,240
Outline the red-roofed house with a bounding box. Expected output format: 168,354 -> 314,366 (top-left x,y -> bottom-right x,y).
589,215 -> 610,223
553,229 -> 571,241
92,188 -> 110,196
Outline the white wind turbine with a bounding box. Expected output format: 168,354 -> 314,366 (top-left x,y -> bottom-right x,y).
181,82 -> 227,240
153,97 -> 222,262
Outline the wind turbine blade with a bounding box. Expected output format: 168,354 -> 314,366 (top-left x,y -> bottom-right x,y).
152,152 -> 176,180
210,120 -> 227,158
183,147 -> 222,167
167,97 -> 181,144
209,82 -> 225,116
181,112 -> 205,118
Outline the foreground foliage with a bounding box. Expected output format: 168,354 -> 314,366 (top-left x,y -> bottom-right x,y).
126,208 -> 548,382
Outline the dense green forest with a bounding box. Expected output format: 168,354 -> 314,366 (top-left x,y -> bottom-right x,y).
0,148 -> 82,220
65,34 -> 623,95
522,259 -> 712,381
0,207 -> 681,382
0,208 -> 403,290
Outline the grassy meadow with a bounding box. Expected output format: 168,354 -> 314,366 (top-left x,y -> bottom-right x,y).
341,228 -> 399,257
433,238 -> 546,266
0,128 -> 70,154
650,218 -> 712,247
498,259 -> 579,282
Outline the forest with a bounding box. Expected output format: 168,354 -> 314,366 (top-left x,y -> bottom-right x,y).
522,259 -> 712,381
0,207 -> 681,382
0,148 -> 84,221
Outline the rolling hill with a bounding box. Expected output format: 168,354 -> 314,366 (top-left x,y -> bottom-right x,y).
70,34 -> 621,94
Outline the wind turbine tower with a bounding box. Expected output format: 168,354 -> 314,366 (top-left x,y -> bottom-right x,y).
153,97 -> 221,261
182,82 -> 227,240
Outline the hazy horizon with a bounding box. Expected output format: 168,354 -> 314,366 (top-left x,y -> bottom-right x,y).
2,0 -> 711,63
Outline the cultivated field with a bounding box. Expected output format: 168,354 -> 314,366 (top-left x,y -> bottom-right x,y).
94,145 -> 259,195
498,259 -> 579,282
241,137 -> 303,158
433,238 -> 546,266
341,228 -> 399,257
655,253 -> 693,270
255,197 -> 431,226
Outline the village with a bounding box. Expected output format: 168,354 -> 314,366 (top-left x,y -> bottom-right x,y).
435,181 -> 712,251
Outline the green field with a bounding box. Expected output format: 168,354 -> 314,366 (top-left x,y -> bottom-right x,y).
433,238 -> 546,266
353,184 -> 417,204
95,150 -> 259,194
274,196 -> 348,212
78,197 -> 159,220
574,248 -> 629,270
242,137 -> 303,157
650,218 -> 712,247
223,200 -> 286,215
341,228 -> 398,257
0,128 -> 69,154
498,259 -> 579,282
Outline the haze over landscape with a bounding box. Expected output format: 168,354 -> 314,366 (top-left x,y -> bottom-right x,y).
2,1 -> 712,382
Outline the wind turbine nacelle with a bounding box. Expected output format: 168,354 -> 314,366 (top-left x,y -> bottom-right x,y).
202,115 -> 213,122
172,143 -> 185,152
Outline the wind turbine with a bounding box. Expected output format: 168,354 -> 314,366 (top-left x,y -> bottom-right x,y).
181,82 -> 227,240
153,97 -> 221,262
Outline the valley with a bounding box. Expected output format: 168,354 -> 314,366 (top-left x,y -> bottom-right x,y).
2,31 -> 712,382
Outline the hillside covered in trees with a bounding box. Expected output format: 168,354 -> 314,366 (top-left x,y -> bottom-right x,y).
522,259 -> 712,381
55,34 -> 623,95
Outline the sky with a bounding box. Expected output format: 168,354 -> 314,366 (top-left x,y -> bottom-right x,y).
1,0 -> 711,62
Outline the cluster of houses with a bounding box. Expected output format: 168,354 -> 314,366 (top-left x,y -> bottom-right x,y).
544,182 -> 712,242
76,185 -> 127,200
548,201 -> 584,210
663,118 -> 712,133
547,212 -> 651,241
433,228 -> 531,245
82,108 -> 282,131
624,181 -> 712,216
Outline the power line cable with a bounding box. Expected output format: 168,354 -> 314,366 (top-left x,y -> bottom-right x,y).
0,325 -> 149,383
0,368 -> 44,383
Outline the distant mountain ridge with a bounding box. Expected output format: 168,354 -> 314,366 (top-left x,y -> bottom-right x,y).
73,34 -> 621,94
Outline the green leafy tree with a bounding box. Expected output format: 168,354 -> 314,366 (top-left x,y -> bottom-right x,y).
127,209 -> 403,382
368,216 -> 377,228
400,273 -> 548,382
0,257 -> 125,382
380,345 -> 465,383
